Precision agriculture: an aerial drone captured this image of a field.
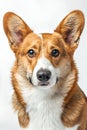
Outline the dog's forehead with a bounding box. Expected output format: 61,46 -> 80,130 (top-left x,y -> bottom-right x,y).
39,33 -> 65,52
22,32 -> 65,53
25,32 -> 63,44
37,32 -> 65,50
39,32 -> 63,44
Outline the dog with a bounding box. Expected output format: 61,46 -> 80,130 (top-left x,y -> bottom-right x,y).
3,10 -> 87,130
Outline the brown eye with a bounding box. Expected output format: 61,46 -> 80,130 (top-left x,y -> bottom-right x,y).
51,49 -> 60,57
28,49 -> 36,58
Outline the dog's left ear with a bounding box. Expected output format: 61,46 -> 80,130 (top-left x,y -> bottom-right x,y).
3,12 -> 33,53
54,10 -> 85,48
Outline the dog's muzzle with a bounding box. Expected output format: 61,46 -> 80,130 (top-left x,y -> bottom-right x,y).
29,68 -> 58,87
36,69 -> 51,86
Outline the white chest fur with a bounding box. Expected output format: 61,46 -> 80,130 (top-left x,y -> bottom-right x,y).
21,87 -> 79,130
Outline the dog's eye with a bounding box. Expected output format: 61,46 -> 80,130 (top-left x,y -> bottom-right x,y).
51,49 -> 60,57
28,49 -> 36,58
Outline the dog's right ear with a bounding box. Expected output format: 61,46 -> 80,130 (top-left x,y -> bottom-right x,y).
3,12 -> 33,53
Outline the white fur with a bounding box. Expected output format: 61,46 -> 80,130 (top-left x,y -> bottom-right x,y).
37,33 -> 43,40
31,57 -> 60,88
20,87 -> 79,130
26,89 -> 64,130
16,70 -> 79,130
23,125 -> 78,130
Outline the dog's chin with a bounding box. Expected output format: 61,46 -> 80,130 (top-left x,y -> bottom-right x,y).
29,77 -> 58,89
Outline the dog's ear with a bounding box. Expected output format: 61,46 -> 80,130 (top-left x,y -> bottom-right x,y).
3,12 -> 33,52
54,10 -> 85,49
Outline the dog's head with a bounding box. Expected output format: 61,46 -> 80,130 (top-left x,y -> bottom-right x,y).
3,10 -> 84,89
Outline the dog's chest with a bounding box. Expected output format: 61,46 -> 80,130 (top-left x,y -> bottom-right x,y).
22,88 -> 78,130
26,93 -> 64,130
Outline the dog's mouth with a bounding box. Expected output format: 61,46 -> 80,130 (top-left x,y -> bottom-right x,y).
38,82 -> 49,86
29,77 -> 49,86
29,77 -> 58,87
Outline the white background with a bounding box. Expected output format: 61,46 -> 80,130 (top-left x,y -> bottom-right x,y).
0,0 -> 87,130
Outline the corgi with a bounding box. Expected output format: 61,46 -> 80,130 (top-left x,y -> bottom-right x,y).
3,10 -> 87,130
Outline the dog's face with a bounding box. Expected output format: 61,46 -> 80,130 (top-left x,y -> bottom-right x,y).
3,10 -> 84,89
18,32 -> 71,89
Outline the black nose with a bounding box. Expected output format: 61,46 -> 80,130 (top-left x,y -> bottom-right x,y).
37,69 -> 51,82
